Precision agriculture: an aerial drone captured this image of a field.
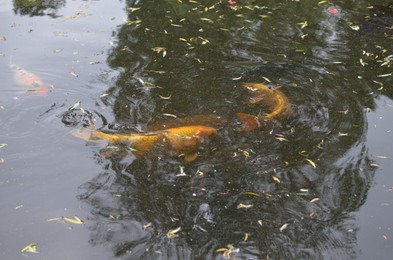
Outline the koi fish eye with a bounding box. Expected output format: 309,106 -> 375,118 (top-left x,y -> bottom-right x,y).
267,85 -> 274,90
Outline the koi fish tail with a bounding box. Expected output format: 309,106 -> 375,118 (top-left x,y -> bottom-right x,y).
236,113 -> 265,131
71,127 -> 96,142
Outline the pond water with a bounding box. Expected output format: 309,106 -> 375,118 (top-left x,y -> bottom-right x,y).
1,0 -> 393,259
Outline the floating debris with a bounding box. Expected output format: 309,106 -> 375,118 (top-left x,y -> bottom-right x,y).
21,243 -> 38,254
167,227 -> 181,238
279,223 -> 290,232
237,203 -> 254,209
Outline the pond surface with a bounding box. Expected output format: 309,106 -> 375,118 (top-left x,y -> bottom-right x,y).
1,0 -> 393,259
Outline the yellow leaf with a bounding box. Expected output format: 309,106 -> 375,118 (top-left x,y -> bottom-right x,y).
62,216 -> 84,225
167,227 -> 181,238
21,243 -> 38,253
305,159 -> 316,168
272,176 -> 280,183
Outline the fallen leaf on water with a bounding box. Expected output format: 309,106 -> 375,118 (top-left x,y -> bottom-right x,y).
237,203 -> 253,209
143,223 -> 152,230
305,158 -> 316,168
47,216 -> 84,225
63,216 -> 84,224
70,71 -> 79,77
272,176 -> 280,183
377,73 -> 392,78
158,94 -> 171,100
167,227 -> 181,238
0,35 -> 6,41
0,144 -> 8,149
200,17 -> 214,23
383,235 -> 388,240
310,198 -> 320,203
162,113 -> 177,118
216,244 -> 238,258
374,155 -> 390,159
69,100 -> 81,110
244,192 -> 262,197
297,21 -> 308,29
21,243 -> 38,253
244,233 -> 249,241
280,223 -> 289,232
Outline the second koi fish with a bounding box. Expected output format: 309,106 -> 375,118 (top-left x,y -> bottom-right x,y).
237,82 -> 292,131
11,62 -> 51,96
73,125 -> 217,162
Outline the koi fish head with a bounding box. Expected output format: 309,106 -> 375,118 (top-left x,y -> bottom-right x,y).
242,82 -> 271,92
236,113 -> 264,131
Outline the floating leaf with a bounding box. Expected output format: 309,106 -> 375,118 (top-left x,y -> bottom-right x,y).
272,176 -> 280,183
200,17 -> 214,23
21,243 -> 38,253
310,198 -> 320,203
244,191 -> 262,197
377,73 -> 392,78
297,21 -> 308,29
70,71 -> 79,77
305,158 -> 316,168
167,227 -> 181,238
280,223 -> 289,232
143,223 -> 152,230
0,144 -> 7,149
237,203 -> 253,209
62,216 -> 84,225
374,155 -> 390,159
158,94 -> 171,100
68,100 -> 81,110
162,113 -> 177,118
243,233 -> 249,241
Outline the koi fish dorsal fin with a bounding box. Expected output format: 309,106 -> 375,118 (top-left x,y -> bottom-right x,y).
236,113 -> 263,131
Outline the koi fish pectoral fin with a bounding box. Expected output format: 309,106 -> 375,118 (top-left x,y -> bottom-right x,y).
184,152 -> 198,162
236,113 -> 264,131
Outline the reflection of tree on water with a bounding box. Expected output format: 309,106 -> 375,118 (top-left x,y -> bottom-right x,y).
13,0 -> 65,17
74,1 -> 383,259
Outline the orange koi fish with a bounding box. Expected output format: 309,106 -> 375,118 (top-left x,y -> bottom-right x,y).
11,62 -> 50,96
73,125 -> 217,162
237,83 -> 292,131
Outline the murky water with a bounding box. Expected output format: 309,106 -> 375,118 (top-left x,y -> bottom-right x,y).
1,0 -> 393,259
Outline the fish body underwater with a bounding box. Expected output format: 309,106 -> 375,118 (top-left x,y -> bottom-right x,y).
73,125 -> 217,162
11,63 -> 50,96
237,82 -> 292,131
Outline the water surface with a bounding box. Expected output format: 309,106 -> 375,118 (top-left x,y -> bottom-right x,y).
1,0 -> 393,259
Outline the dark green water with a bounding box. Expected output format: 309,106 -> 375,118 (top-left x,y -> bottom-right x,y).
1,0 -> 393,259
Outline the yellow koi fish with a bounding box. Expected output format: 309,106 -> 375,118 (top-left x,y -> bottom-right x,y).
73,125 -> 217,162
237,82 -> 292,131
11,62 -> 50,96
